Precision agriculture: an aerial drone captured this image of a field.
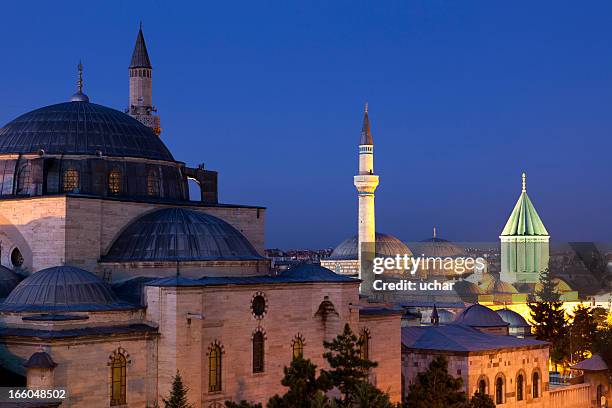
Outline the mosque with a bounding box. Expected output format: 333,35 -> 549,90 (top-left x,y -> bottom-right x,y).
0,28 -> 402,407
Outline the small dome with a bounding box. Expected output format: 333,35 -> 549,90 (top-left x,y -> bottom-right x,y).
496,309 -> 530,328
0,102 -> 173,161
0,265 -> 22,298
453,304 -> 509,328
492,280 -> 519,294
327,232 -> 412,261
454,280 -> 484,296
23,351 -> 57,369
0,266 -> 130,312
103,208 -> 263,262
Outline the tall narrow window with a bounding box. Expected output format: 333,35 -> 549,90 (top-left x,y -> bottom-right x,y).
359,329 -> 370,360
478,378 -> 487,395
147,169 -> 160,197
516,374 -> 524,401
16,164 -> 30,194
532,372 -> 540,398
110,353 -> 126,406
495,377 -> 504,404
63,168 -> 79,192
108,168 -> 122,195
292,335 -> 304,360
209,345 -> 222,392
253,331 -> 264,373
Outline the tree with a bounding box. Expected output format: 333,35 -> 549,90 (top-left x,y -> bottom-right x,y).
352,382 -> 394,408
321,323 -> 378,405
466,392 -> 495,408
267,357 -> 330,408
569,304 -> 597,362
225,402 -> 262,408
404,356 -> 467,408
592,306 -> 609,328
593,326 -> 612,369
163,371 -> 193,408
528,268 -> 568,365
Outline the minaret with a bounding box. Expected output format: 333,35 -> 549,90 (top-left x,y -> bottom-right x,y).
128,24 -> 161,135
500,172 -> 550,284
354,103 -> 379,280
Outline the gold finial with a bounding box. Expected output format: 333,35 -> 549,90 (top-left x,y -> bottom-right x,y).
364,102 -> 368,114
433,226 -> 437,239
521,172 -> 526,193
77,60 -> 83,93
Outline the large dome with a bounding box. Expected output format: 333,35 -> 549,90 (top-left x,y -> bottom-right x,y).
0,266 -> 131,312
328,232 -> 412,261
103,208 -> 264,262
0,101 -> 174,161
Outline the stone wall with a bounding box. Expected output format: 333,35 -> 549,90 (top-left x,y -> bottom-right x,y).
0,334 -> 157,407
359,314 -> 402,402
0,195 -> 265,275
143,281 -> 405,407
0,197 -> 66,272
403,346 -> 550,408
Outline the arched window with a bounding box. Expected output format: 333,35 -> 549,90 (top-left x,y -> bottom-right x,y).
252,331 -> 264,373
495,376 -> 504,404
11,248 -> 23,268
292,335 -> 304,360
108,168 -> 122,195
478,378 -> 487,395
16,164 -> 30,194
62,168 -> 79,192
359,329 -> 370,360
110,353 -> 126,406
516,374 -> 524,401
532,371 -> 540,398
146,169 -> 160,197
208,344 -> 222,392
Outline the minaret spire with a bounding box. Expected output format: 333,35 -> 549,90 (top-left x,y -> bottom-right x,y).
354,103 -> 379,283
522,172 -> 526,193
70,60 -> 89,102
127,24 -> 160,135
433,226 -> 437,239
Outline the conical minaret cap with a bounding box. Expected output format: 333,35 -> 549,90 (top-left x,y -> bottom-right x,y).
360,103 -> 373,145
130,24 -> 152,69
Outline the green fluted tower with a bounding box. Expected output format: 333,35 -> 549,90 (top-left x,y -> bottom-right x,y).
499,173 -> 549,284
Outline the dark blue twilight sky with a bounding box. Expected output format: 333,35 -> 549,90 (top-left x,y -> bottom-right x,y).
1,1 -> 611,248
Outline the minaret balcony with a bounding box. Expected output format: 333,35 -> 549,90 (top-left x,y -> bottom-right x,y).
354,175 -> 379,193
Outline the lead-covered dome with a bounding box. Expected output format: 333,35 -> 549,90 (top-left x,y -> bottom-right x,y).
328,232 -> 412,260
0,101 -> 174,161
496,308 -> 530,328
0,266 -> 131,312
103,208 -> 264,262
453,303 -> 509,328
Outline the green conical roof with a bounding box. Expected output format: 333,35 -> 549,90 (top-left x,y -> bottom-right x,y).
500,173 -> 549,236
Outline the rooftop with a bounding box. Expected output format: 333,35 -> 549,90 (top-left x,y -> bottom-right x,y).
402,324 -> 547,352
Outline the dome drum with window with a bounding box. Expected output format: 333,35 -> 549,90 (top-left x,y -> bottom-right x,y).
0,101 -> 217,202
